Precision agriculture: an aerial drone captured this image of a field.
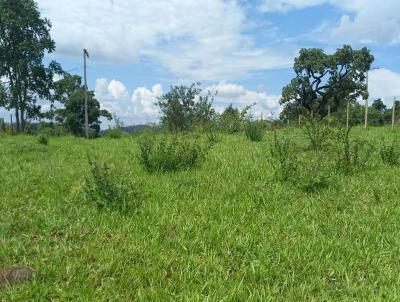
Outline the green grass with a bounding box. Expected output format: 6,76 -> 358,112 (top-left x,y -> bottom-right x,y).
1,127 -> 400,301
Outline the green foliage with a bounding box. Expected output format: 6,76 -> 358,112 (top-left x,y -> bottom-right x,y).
0,0 -> 63,132
52,75 -> 112,137
281,45 -> 374,118
157,83 -> 215,132
270,131 -> 298,182
138,134 -> 206,173
380,141 -> 400,166
218,104 -> 254,134
336,128 -> 374,173
303,117 -> 331,150
107,115 -> 125,139
37,133 -> 49,145
84,157 -> 138,213
245,120 -> 265,142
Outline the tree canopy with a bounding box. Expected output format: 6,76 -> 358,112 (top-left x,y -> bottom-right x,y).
157,83 -> 216,132
280,45 -> 374,119
51,75 -> 111,137
0,0 -> 63,132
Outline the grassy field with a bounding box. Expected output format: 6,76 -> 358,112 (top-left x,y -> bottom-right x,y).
1,126 -> 400,301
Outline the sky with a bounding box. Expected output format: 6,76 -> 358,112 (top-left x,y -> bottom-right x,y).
1,0 -> 400,126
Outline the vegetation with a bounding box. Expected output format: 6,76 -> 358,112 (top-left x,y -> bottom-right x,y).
2,127 -> 400,300
157,83 -> 215,132
280,45 -> 374,119
245,120 -> 265,142
0,0 -> 63,133
138,134 -> 207,173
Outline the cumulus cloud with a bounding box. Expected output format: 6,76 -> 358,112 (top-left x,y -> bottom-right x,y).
36,0 -> 293,80
369,68 -> 400,106
261,0 -> 400,45
206,81 -> 282,119
95,79 -> 163,125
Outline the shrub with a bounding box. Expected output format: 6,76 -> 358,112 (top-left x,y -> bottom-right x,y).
336,128 -> 374,174
107,127 -> 124,139
303,117 -> 331,150
84,157 -> 139,213
37,134 -> 49,145
380,141 -> 399,166
270,131 -> 299,182
139,135 -> 206,173
245,121 -> 265,142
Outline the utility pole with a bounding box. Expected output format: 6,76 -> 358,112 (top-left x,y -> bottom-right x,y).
392,97 -> 397,131
364,67 -> 380,129
327,104 -> 331,127
83,49 -> 90,138
10,114 -> 13,135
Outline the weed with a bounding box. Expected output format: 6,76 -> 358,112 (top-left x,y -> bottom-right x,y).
380,141 -> 400,166
138,134 -> 206,173
270,131 -> 298,182
37,134 -> 49,145
245,121 -> 265,142
84,157 -> 139,213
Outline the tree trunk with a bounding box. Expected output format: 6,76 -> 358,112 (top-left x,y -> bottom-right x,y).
15,107 -> 20,133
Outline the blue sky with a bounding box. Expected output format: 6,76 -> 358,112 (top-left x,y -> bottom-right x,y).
2,0 -> 400,125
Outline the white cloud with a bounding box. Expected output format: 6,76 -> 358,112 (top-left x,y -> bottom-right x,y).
94,79 -> 282,125
369,68 -> 400,106
37,0 -> 293,80
261,0 -> 400,45
206,81 -> 282,119
95,79 -> 162,125
259,0 -> 327,12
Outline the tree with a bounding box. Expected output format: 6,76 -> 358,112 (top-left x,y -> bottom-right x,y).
52,75 -> 111,136
280,45 -> 374,119
371,99 -> 386,112
157,83 -> 215,132
218,103 -> 254,133
0,0 -> 63,132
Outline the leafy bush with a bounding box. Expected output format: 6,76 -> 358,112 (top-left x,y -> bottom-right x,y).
38,125 -> 66,137
270,131 -> 299,182
270,131 -> 333,192
303,117 -> 331,150
107,127 -> 124,139
380,141 -> 399,166
84,157 -> 139,213
139,135 -> 206,173
37,134 -> 49,145
245,121 -> 265,142
107,114 -> 124,139
336,128 -> 374,173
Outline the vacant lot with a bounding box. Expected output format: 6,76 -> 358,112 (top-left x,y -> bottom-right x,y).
1,127 -> 400,301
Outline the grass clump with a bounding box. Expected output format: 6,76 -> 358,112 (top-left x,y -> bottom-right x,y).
380,140 -> 400,166
245,121 -> 265,142
336,128 -> 374,174
84,157 -> 139,213
138,134 -> 206,173
37,133 -> 49,145
270,131 -> 298,182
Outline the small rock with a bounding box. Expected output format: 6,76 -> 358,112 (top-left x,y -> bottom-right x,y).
0,266 -> 35,288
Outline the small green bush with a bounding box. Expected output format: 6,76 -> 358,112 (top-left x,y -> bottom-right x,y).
336,128 -> 374,174
107,127 -> 124,139
380,141 -> 399,166
37,134 -> 49,145
270,131 -> 298,182
84,157 -> 139,213
245,121 -> 265,142
139,135 -> 206,173
303,117 -> 331,150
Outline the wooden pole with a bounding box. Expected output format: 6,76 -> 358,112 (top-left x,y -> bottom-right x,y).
298,115 -> 301,126
328,104 -> 331,127
346,100 -> 350,131
10,114 -> 13,135
84,49 -> 89,138
364,70 -> 369,129
392,97 -> 396,131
